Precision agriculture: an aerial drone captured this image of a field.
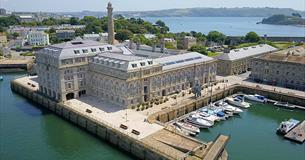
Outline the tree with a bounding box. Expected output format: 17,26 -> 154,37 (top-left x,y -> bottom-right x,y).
245,31 -> 261,43
155,20 -> 166,27
12,32 -> 19,39
115,29 -> 133,42
207,31 -> 226,43
69,17 -> 80,25
188,45 -> 208,55
292,13 -> 302,18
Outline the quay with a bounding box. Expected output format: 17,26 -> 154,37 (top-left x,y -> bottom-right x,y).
0,59 -> 34,71
284,120 -> 305,144
11,76 -> 229,160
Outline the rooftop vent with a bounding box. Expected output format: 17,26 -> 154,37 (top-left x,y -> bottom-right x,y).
71,42 -> 83,45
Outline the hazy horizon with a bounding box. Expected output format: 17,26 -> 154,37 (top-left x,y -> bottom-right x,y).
1,0 -> 304,12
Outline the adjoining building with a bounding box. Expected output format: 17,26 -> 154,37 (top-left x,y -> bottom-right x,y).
181,36 -> 197,49
17,15 -> 35,23
83,34 -> 101,41
27,31 -> 49,46
0,32 -> 8,47
56,30 -> 75,41
251,46 -> 305,91
0,8 -> 6,15
216,44 -> 277,76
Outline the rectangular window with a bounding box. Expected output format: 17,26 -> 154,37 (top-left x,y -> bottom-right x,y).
107,47 -> 112,50
99,48 -> 105,52
82,49 -> 88,53
131,64 -> 137,68
74,50 -> 80,54
147,61 -> 153,65
140,62 -> 146,66
91,48 -> 97,52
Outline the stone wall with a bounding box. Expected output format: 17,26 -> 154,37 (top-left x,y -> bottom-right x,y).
10,80 -> 173,160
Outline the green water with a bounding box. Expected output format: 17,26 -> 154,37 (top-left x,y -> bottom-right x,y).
198,102 -> 305,160
1,73 -> 304,160
0,73 -> 132,160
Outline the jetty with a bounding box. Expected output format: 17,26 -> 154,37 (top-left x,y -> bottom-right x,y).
284,120 -> 305,144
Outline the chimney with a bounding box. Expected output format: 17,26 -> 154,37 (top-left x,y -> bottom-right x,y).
152,43 -> 156,52
160,38 -> 165,53
136,42 -> 140,50
129,40 -> 134,49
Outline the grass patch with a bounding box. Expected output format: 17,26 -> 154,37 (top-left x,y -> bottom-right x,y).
207,51 -> 220,57
271,42 -> 297,50
20,52 -> 34,56
235,42 -> 258,48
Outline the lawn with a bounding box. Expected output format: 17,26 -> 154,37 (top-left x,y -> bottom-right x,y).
207,51 -> 220,57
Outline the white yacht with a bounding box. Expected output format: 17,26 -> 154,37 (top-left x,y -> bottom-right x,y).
244,94 -> 267,103
214,101 -> 243,114
194,112 -> 217,123
276,119 -> 300,135
186,115 -> 214,128
226,96 -> 251,108
174,121 -> 200,134
175,126 -> 196,137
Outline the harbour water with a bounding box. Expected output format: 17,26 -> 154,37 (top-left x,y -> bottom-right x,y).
144,17 -> 305,37
1,72 -> 305,160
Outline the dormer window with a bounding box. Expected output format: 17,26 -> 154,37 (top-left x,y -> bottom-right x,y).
140,62 -> 146,66
147,61 -> 153,65
131,64 -> 137,68
99,48 -> 105,52
107,46 -> 112,50
82,49 -> 88,53
74,50 -> 80,54
91,48 -> 97,52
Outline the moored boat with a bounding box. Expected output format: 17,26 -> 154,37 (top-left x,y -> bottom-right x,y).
186,115 -> 214,128
214,101 -> 243,114
226,96 -> 251,108
276,119 -> 300,135
245,94 -> 267,103
174,121 -> 200,134
274,102 -> 296,109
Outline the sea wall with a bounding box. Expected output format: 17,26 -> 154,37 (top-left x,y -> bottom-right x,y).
10,80 -> 173,160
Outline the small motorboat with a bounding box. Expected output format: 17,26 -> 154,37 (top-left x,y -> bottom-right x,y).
226,96 -> 251,108
175,125 -> 197,137
274,102 -> 296,109
174,121 -> 200,134
194,112 -> 215,124
214,101 -> 243,114
199,108 -> 225,121
276,119 -> 300,135
186,115 -> 214,128
245,94 -> 267,103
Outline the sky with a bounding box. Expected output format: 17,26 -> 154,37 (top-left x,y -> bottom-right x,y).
1,0 -> 304,12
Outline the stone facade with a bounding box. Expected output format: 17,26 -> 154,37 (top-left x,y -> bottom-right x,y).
56,30 -> 75,41
182,36 -> 197,49
216,44 -> 277,76
251,46 -> 305,91
36,39 -> 217,108
27,31 -> 49,46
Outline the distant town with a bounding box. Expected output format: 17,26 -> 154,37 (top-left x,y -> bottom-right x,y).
1,2 -> 305,160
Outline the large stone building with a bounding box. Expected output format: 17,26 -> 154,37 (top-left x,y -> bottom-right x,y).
27,31 -> 49,46
216,44 -> 277,76
36,39 -> 217,107
251,46 -> 305,91
56,30 -> 75,41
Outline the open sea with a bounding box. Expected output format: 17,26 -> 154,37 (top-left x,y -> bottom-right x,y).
144,17 -> 305,37
1,73 -> 305,160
